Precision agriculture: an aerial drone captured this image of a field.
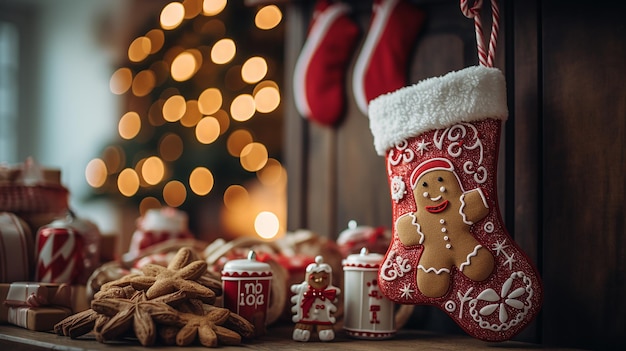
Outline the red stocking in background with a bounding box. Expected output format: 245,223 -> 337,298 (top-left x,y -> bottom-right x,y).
293,0 -> 360,127
368,0 -> 542,341
352,0 -> 425,116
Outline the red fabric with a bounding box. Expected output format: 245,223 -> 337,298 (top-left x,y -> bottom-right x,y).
300,285 -> 337,318
294,0 -> 360,126
353,0 -> 425,114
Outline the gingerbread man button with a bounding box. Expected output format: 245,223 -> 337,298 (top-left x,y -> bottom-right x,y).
395,158 -> 495,298
290,255 -> 340,342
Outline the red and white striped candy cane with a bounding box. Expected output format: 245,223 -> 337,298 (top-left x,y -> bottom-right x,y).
460,0 -> 500,67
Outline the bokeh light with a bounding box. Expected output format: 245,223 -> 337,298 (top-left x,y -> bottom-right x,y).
203,0 -> 227,16
257,158 -> 285,186
118,111 -> 141,140
240,142 -> 268,172
253,83 -> 280,113
223,185 -> 249,211
171,49 -> 202,82
132,70 -> 156,97
160,2 -> 185,30
241,56 -> 267,84
142,156 -> 165,185
230,94 -> 255,121
159,133 -> 183,162
189,167 -> 214,196
145,29 -> 164,54
85,159 -> 107,188
183,0 -> 203,19
159,133 -> 184,161
255,211 -> 280,239
195,116 -> 220,144
118,168 -> 140,197
139,197 -> 162,216
211,39 -> 236,64
163,95 -> 186,122
110,68 -> 133,95
163,180 -> 187,207
198,88 -> 222,115
128,36 -> 151,62
226,129 -> 253,157
180,100 -> 203,127
255,5 -> 282,30
102,146 -> 124,174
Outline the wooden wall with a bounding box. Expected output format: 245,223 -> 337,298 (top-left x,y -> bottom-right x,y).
282,0 -> 626,349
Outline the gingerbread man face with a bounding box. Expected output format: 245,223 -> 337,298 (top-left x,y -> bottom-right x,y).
307,271 -> 330,290
413,169 -> 463,215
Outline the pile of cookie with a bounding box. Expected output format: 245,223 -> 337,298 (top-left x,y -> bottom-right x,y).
54,247 -> 254,348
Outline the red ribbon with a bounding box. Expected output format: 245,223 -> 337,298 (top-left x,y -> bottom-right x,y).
301,286 -> 336,318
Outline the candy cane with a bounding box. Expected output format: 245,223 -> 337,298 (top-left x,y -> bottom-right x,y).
460,0 -> 500,67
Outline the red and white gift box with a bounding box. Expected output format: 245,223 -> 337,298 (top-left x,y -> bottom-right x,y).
35,225 -> 84,284
0,212 -> 34,283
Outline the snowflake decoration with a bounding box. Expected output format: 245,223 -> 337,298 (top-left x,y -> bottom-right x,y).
492,239 -> 509,256
399,283 -> 414,300
492,239 -> 516,269
390,175 -> 407,203
416,139 -> 431,155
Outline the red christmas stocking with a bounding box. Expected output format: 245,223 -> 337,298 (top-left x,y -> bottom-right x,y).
368,66 -> 543,341
293,0 -> 360,126
352,0 -> 425,116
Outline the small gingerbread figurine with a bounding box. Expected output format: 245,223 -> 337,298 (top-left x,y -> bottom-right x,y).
290,255 -> 340,342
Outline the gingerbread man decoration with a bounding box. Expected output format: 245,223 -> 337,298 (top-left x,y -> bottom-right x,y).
290,255 -> 340,342
395,158 -> 494,298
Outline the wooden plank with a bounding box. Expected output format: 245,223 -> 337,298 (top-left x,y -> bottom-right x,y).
541,1 -> 626,349
284,2 -> 309,231
0,325 -> 583,351
508,0 -> 541,343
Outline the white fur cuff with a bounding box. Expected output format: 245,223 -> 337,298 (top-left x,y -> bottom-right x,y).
368,66 -> 508,156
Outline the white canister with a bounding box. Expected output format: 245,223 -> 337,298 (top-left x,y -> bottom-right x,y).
343,247 -> 396,339
221,251 -> 272,337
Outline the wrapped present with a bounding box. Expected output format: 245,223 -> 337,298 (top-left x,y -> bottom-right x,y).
0,212 -> 34,283
6,306 -> 72,331
0,282 -> 77,324
3,282 -> 70,308
0,157 -> 68,215
123,207 -> 193,263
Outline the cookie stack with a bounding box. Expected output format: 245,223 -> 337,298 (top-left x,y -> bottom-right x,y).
54,247 -> 254,348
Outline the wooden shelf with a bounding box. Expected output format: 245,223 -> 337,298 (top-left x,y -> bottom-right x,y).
0,324 -> 582,351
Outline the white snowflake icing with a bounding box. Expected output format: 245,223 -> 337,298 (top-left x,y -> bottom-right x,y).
400,283 -> 414,300
468,271 -> 534,332
390,176 -> 407,203
416,139 -> 431,155
492,239 -> 516,269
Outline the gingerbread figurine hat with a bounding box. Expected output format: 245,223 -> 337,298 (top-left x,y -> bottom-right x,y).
368,0 -> 542,342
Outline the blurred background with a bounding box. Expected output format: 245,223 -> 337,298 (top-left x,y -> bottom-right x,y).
0,0 -> 287,252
